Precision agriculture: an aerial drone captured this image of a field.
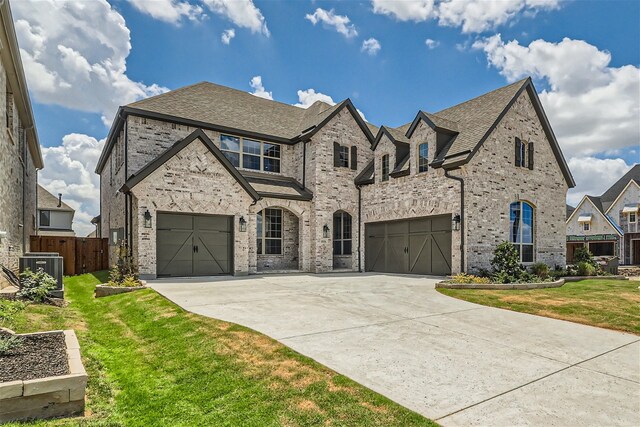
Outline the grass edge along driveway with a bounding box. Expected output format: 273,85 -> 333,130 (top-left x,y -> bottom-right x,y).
3,271 -> 437,427
438,278 -> 640,335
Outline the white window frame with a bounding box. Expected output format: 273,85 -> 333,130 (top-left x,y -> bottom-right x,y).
220,134 -> 281,173
629,212 -> 637,223
583,222 -> 591,231
257,208 -> 283,255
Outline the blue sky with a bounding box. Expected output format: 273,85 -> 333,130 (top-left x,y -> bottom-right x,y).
11,0 -> 640,235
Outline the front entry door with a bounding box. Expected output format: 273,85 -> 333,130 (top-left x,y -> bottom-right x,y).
157,213 -> 232,277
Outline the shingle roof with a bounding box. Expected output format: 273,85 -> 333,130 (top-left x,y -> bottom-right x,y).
566,204 -> 575,220
240,171 -> 313,201
586,195 -> 604,214
354,159 -> 375,185
600,164 -> 640,212
37,185 -> 74,212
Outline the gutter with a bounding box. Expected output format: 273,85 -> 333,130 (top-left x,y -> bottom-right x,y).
444,169 -> 465,273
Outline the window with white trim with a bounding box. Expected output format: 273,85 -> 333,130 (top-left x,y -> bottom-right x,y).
221,134 -> 281,173
509,201 -> 535,263
629,212 -> 637,223
583,222 -> 590,231
257,208 -> 282,255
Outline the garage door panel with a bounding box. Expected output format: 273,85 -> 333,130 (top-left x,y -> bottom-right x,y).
432,216 -> 451,232
386,221 -> 408,236
409,218 -> 430,233
409,234 -> 431,274
386,235 -> 408,273
157,213 -> 232,277
365,236 -> 385,271
432,233 -> 452,275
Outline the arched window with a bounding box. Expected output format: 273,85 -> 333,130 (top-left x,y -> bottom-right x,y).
333,211 -> 352,255
509,201 -> 534,263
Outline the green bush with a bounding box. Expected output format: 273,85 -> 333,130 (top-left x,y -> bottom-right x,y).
0,300 -> 26,325
107,240 -> 143,287
574,246 -> 596,266
18,268 -> 56,302
531,262 -> 550,279
490,241 -> 525,283
577,262 -> 596,276
0,334 -> 23,355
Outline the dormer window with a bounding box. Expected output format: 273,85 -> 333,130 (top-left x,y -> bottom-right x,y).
418,143 -> 429,173
381,154 -> 390,182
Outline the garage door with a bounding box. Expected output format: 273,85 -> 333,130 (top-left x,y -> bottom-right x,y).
157,213 -> 232,277
365,215 -> 452,275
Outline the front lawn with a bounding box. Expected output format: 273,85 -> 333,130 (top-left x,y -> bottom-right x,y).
2,272 -> 436,427
438,278 -> 640,335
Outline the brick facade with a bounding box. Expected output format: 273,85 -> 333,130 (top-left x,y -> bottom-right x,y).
99,81 -> 571,278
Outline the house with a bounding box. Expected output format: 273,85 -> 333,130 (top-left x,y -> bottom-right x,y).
0,1 -> 44,287
36,185 -> 75,237
566,165 -> 639,264
96,77 -> 574,279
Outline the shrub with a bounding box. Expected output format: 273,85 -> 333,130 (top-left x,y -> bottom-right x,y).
574,246 -> 596,266
491,241 -> 524,279
17,268 -> 56,302
577,262 -> 596,276
0,300 -> 26,325
531,262 -> 550,279
449,273 -> 491,284
107,241 -> 143,287
0,334 -> 23,355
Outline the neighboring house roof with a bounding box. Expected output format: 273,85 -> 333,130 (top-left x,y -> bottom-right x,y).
402,78 -> 575,188
566,204 -> 575,220
601,164 -> 640,212
96,82 -> 375,174
90,215 -> 101,225
120,129 -> 260,201
37,185 -> 74,212
0,1 -> 43,169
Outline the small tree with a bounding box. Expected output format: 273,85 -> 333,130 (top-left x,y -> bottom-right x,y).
573,246 -> 596,266
491,241 -> 524,279
108,240 -> 141,287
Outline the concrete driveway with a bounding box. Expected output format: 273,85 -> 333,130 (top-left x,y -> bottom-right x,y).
148,273 -> 640,426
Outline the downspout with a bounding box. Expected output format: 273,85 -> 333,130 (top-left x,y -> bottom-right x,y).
444,169 -> 465,273
302,140 -> 307,188
357,185 -> 362,272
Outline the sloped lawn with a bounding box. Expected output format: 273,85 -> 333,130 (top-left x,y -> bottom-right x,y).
438,278 -> 640,335
2,272 -> 436,426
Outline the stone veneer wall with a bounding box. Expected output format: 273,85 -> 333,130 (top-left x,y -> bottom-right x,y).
307,108 -> 374,272
130,138 -> 255,277
464,89 -> 568,272
361,124 -> 463,274
0,63 -> 38,288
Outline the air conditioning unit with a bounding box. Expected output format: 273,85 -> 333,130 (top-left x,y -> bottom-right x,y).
19,252 -> 64,298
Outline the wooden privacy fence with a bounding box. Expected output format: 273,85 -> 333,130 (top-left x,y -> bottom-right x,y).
29,236 -> 109,276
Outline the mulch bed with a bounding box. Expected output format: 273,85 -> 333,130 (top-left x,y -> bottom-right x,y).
0,331 -> 69,382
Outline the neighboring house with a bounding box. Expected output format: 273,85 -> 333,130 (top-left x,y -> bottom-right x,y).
36,185 -> 75,237
0,1 -> 44,287
566,165 -> 640,264
96,78 -> 574,279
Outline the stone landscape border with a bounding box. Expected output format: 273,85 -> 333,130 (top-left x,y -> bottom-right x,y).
95,281 -> 147,298
0,330 -> 86,423
436,278 -> 565,290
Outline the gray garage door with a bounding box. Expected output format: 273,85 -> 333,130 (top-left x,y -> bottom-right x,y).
157,213 -> 232,277
365,215 -> 452,275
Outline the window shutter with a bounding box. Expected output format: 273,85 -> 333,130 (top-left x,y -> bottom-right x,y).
528,142 -> 534,170
515,137 -> 521,167
350,146 -> 358,170
333,141 -> 340,167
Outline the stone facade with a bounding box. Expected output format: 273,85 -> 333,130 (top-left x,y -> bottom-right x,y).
99,81 -> 571,278
0,46 -> 40,288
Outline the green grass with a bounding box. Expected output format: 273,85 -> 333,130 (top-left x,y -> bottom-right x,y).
438,278 -> 640,335
3,272 -> 436,427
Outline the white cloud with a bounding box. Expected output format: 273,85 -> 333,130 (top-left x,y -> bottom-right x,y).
39,134 -> 104,237
249,76 -> 272,100
221,28 -> 235,45
361,38 -> 381,55
473,34 -> 640,158
371,0 -> 560,33
566,157 -> 633,206
203,0 -> 269,35
305,8 -> 358,38
425,38 -> 439,49
13,0 -> 168,126
294,88 -> 367,121
128,0 -> 204,24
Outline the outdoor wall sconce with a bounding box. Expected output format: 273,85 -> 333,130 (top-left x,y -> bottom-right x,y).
239,216 -> 247,232
452,214 -> 461,231
144,210 -> 152,228
323,224 -> 330,238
